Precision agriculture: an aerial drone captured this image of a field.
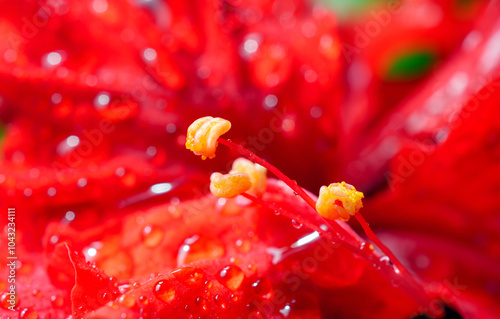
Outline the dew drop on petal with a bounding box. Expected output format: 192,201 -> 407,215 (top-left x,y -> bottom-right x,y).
20,307 -> 38,319
217,265 -> 245,291
166,123 -> 177,134
143,48 -> 157,62
197,66 -> 211,79
46,187 -> 57,197
251,278 -> 272,299
50,295 -> 65,308
263,94 -> 278,109
138,295 -> 149,305
51,93 -> 63,104
46,52 -> 62,66
1,292 -> 17,309
291,220 -> 302,229
379,256 -> 391,266
66,135 -> 80,147
309,106 -> 322,119
244,39 -> 259,54
92,0 -> 108,13
3,49 -> 17,63
77,178 -> 88,188
154,280 -> 176,303
118,294 -> 135,308
65,210 -> 75,221
146,146 -> 157,157
171,267 -> 205,286
142,225 -> 164,247
94,92 -> 110,109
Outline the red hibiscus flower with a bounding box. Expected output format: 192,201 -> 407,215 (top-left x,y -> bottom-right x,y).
0,0 -> 499,318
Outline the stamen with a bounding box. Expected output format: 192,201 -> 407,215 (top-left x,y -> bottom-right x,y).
316,182 -> 415,291
316,182 -> 364,221
209,172 -> 252,198
185,116 -> 231,160
230,157 -> 267,197
185,117 -> 435,310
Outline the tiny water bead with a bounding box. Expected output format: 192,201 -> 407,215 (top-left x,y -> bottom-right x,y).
50,295 -> 65,308
20,307 -> 38,319
118,293 -> 136,308
251,278 -> 273,299
185,116 -> 434,310
177,236 -> 225,265
291,219 -> 303,229
217,265 -> 245,291
94,92 -> 111,109
172,267 -> 205,286
154,280 -> 176,304
142,225 -> 164,247
0,291 -> 17,309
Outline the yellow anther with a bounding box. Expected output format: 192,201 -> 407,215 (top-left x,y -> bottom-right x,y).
210,172 -> 253,198
229,157 -> 267,197
186,116 -> 231,160
316,182 -> 364,221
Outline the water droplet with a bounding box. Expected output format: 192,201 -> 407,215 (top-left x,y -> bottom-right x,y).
92,0 -> 108,13
142,225 -> 164,247
240,33 -> 262,59
214,294 -> 226,309
291,220 -> 302,229
217,265 -> 245,291
66,135 -> 80,147
280,304 -> 291,317
172,267 -> 205,285
360,242 -> 374,253
146,146 -> 157,157
197,66 -> 211,79
51,93 -> 63,104
154,280 -> 175,303
118,294 -> 135,308
235,239 -> 251,253
20,307 -> 38,319
138,295 -> 149,305
310,106 -> 323,119
166,123 -> 177,134
94,92 -> 110,109
77,178 -> 88,188
50,295 -> 65,308
251,278 -> 272,299
143,48 -> 157,61
150,183 -> 172,194
47,187 -> 57,197
31,289 -> 42,298
177,236 -> 224,266
0,292 -> 16,309
3,49 -> 17,63
379,256 -> 391,265
24,188 -> 33,197
263,94 -> 278,109
65,210 -> 75,222
46,51 -> 62,66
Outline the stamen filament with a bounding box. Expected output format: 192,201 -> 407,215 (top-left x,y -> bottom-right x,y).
185,118 -> 438,312
218,138 -> 317,209
218,137 -> 357,243
354,214 -> 407,279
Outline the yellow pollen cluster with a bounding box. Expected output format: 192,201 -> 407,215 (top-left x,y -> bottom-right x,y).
209,172 -> 252,198
316,181 -> 364,221
185,116 -> 231,160
229,158 -> 267,197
